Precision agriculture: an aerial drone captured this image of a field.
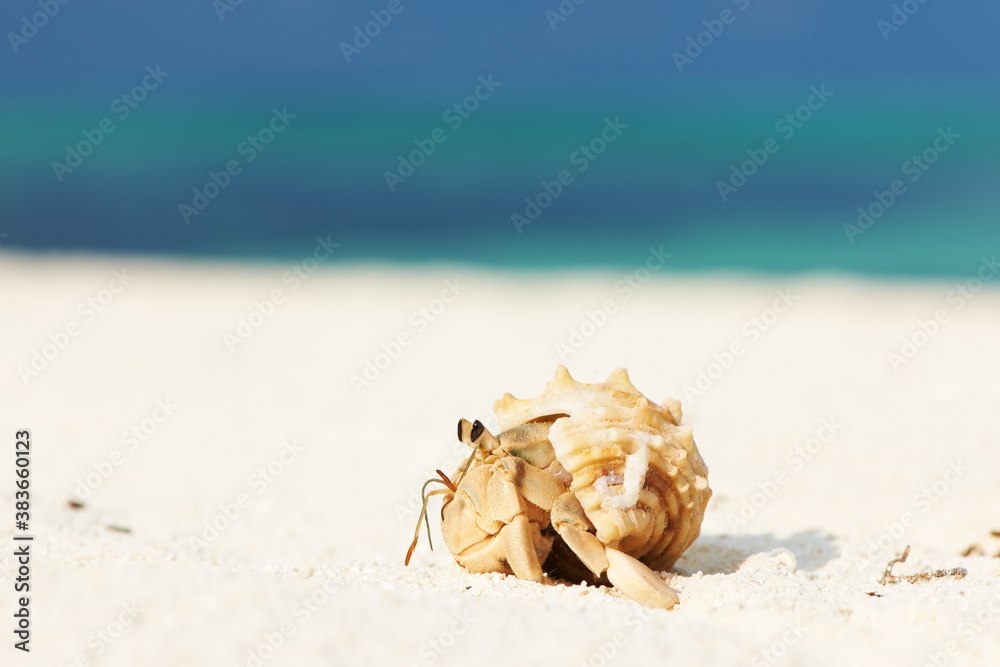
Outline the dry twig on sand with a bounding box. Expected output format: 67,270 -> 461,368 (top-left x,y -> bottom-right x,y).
879,545 -> 967,586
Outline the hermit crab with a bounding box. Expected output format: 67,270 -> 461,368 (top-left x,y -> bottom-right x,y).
405,366 -> 712,609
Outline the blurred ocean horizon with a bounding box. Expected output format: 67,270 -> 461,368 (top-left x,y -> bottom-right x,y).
2,3 -> 998,276
4,74 -> 997,276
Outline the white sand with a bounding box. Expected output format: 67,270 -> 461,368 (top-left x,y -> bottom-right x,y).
2,251 -> 999,666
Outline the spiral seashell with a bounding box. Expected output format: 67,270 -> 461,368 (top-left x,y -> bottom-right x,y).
494,366 -> 711,571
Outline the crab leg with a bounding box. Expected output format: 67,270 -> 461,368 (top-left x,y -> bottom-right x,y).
486,469 -> 545,582
497,515 -> 544,582
552,491 -> 679,610
551,491 -> 610,576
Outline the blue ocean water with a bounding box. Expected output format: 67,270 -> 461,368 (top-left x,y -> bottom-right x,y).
2,74 -> 998,276
3,2 -> 999,275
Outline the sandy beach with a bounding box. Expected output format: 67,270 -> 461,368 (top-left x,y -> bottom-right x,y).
2,251 -> 999,666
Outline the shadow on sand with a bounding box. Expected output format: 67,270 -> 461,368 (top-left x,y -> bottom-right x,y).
673,529 -> 839,575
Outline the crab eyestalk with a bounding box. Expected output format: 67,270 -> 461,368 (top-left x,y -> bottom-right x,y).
457,418 -> 500,454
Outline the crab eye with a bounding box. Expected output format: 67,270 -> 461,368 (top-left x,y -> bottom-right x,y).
457,417 -> 500,452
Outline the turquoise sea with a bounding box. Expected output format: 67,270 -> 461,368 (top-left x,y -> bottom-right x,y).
3,75 -> 998,276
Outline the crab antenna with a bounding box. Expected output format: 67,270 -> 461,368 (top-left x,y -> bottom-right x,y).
404,475 -> 452,566
436,469 -> 457,492
408,421 -> 497,566
453,446 -> 479,490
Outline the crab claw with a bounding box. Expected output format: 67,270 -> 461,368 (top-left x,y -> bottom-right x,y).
552,491 -> 679,610
604,549 -> 679,610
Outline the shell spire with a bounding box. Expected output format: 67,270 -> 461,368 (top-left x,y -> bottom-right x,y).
605,368 -> 640,395
493,365 -> 587,431
494,366 -> 648,430
552,364 -> 575,388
